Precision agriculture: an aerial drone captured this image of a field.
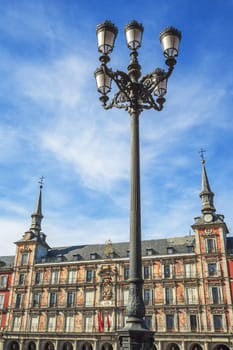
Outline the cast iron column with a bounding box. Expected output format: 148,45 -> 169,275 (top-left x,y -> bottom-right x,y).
94,20 -> 181,350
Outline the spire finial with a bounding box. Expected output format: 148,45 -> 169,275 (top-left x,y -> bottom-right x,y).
30,177 -> 44,234
38,176 -> 44,189
199,148 -> 206,164
199,152 -> 215,215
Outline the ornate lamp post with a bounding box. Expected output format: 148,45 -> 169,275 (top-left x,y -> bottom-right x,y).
94,20 -> 181,350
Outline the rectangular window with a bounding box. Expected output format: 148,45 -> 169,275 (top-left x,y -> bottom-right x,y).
190,314 -> 197,331
0,275 -> 8,288
13,316 -> 21,331
164,264 -> 171,278
144,316 -> 152,330
166,314 -> 174,330
206,239 -> 216,253
85,290 -> 94,306
85,315 -> 93,332
124,268 -> 129,280
49,292 -> 57,307
86,270 -> 93,282
35,272 -> 42,284
18,274 -> 25,285
167,247 -> 174,254
212,287 -> 221,304
123,289 -> 129,306
68,270 -> 77,283
144,289 -> 151,305
15,294 -> 22,308
184,263 -> 195,278
0,295 -> 4,309
143,266 -> 150,279
208,263 -> 217,276
213,314 -> 223,330
21,253 -> 29,265
67,292 -> 74,307
66,316 -> 74,332
33,293 -> 41,307
186,287 -> 198,304
30,316 -> 39,331
165,287 -> 173,305
51,270 -> 59,284
48,316 -> 56,331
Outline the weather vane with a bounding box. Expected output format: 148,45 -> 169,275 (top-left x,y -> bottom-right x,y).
198,148 -> 206,163
38,176 -> 45,189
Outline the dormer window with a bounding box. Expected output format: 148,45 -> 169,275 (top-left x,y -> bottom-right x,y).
146,248 -> 153,256
90,253 -> 97,260
127,250 -> 130,257
73,254 -> 81,261
167,247 -> 174,255
187,245 -> 194,253
57,255 -> 64,262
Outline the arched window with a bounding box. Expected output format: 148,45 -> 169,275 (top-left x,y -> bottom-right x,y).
214,345 -> 230,350
191,344 -> 202,350
81,343 -> 93,350
168,344 -> 180,350
9,341 -> 19,350
28,342 -> 36,350
63,343 -> 73,350
101,343 -> 113,350
44,342 -> 54,350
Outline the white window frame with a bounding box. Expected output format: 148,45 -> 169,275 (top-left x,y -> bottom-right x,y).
21,253 -> 29,265
163,264 -> 172,278
0,294 -> 4,309
206,238 -> 217,253
51,270 -> 60,284
184,263 -> 195,278
144,289 -> 151,305
0,275 -> 7,288
66,315 -> 74,332
85,315 -> 93,332
123,289 -> 129,306
30,316 -> 39,331
68,270 -> 77,283
13,316 -> 21,331
48,316 -> 56,332
207,262 -> 219,277
185,287 -> 198,304
164,287 -> 174,305
212,314 -> 225,331
85,289 -> 94,306
210,286 -> 222,304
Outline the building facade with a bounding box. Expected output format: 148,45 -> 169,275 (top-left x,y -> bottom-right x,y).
0,160 -> 233,350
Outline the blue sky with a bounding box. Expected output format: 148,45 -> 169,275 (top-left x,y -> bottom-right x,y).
0,0 -> 233,255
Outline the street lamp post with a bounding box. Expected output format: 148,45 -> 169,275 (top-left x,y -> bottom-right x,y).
94,20 -> 181,350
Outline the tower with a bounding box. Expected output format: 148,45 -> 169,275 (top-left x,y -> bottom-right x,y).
192,159 -> 232,334
8,181 -> 49,332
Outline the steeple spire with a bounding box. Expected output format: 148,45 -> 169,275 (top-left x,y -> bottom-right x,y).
30,177 -> 44,234
200,159 -> 215,215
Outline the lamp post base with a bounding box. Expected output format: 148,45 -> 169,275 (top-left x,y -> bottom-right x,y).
118,320 -> 154,350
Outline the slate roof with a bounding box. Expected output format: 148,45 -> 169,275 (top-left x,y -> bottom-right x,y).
0,256 -> 14,270
1,234 -> 233,266
40,235 -> 196,263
